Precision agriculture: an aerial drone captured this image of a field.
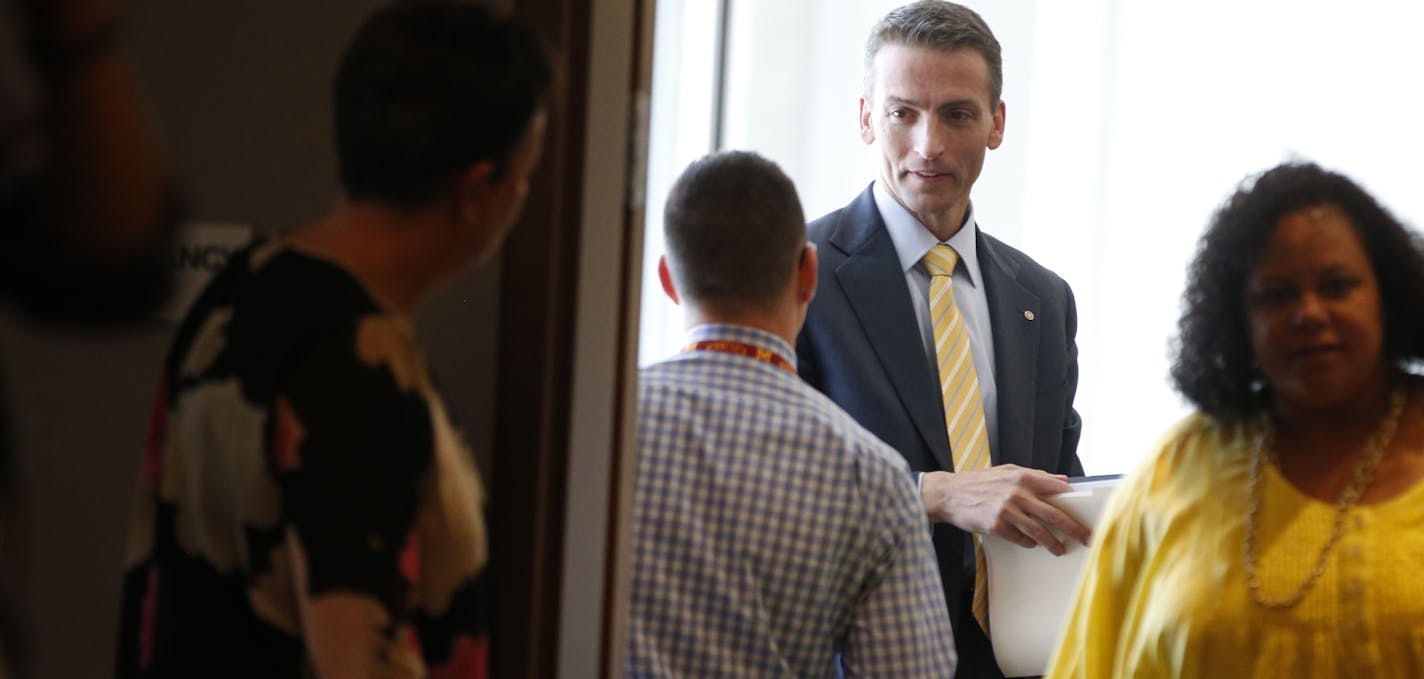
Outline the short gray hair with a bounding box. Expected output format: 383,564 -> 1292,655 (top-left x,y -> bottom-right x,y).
863,1 -> 1002,104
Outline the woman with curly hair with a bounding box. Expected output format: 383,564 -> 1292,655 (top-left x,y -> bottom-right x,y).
1046,161 -> 1424,678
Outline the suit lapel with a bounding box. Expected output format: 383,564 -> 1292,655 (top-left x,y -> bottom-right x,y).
828,188 -> 954,471
979,233 -> 1040,467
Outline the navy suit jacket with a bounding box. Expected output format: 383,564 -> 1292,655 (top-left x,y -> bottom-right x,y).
797,185 -> 1083,678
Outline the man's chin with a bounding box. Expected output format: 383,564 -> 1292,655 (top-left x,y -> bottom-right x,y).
903,196 -> 962,219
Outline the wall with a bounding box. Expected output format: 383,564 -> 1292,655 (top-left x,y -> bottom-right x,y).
1,3 -> 502,677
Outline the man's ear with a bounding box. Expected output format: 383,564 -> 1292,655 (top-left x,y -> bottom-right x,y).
796,243 -> 818,303
859,97 -> 876,146
988,99 -> 1006,150
658,255 -> 681,305
453,160 -> 499,224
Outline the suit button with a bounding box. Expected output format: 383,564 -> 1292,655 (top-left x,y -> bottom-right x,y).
1023,310 -> 1035,321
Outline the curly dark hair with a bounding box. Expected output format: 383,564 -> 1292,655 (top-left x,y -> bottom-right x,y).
1170,161 -> 1424,424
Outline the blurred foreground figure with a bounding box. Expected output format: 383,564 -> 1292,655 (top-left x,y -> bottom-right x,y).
1048,162 -> 1424,678
3,0 -> 177,674
115,2 -> 551,677
1,0 -> 173,321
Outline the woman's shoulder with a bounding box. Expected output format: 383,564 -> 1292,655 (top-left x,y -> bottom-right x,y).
1156,411 -> 1231,450
1130,412 -> 1253,497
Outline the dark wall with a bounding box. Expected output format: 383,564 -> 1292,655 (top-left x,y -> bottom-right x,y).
2,3 -> 503,677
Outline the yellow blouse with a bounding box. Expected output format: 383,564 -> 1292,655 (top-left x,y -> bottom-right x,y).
1046,414 -> 1424,679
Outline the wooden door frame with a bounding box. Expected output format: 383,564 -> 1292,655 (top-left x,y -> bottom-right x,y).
490,0 -> 653,676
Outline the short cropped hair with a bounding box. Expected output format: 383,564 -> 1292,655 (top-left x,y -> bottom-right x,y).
663,151 -> 807,314
864,0 -> 1002,104
334,0 -> 553,208
1170,161 -> 1424,424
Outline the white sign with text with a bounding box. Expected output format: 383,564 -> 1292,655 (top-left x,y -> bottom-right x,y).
157,222 -> 253,322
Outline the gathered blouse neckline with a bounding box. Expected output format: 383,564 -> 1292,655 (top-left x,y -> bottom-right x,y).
1263,453 -> 1424,513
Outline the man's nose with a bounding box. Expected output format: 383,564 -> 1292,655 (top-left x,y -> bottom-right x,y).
914,120 -> 945,159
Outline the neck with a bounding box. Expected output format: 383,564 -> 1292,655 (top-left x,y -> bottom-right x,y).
917,203 -> 969,243
286,200 -> 465,321
1272,375 -> 1398,453
884,181 -> 970,242
684,304 -> 802,349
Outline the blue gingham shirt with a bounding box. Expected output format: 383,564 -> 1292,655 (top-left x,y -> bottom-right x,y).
629,323 -> 957,678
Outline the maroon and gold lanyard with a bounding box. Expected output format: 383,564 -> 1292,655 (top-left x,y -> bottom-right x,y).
683,340 -> 796,375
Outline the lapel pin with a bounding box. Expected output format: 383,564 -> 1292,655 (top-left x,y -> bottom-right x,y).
1023,310 -> 1035,321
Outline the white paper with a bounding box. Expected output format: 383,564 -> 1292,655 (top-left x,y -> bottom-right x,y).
983,475 -> 1122,677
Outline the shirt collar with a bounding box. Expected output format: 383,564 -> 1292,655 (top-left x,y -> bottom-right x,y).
872,180 -> 983,287
684,323 -> 797,370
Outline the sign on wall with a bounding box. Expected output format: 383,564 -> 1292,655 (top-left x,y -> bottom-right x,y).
156,222 -> 253,322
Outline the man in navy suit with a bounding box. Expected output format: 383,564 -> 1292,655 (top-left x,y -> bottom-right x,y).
796,2 -> 1090,677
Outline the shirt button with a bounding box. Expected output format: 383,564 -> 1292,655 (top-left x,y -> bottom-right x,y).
1346,579 -> 1363,594
1353,514 -> 1366,529
1347,544 -> 1363,558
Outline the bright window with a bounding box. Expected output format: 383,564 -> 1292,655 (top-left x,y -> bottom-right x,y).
640,0 -> 1424,475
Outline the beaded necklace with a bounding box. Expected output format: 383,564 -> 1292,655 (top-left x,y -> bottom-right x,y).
1242,388 -> 1406,609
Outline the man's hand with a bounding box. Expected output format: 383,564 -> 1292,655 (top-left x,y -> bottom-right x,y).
920,465 -> 1090,555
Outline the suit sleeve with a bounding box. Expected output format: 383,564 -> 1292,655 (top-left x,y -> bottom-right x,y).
1058,279 -> 1085,477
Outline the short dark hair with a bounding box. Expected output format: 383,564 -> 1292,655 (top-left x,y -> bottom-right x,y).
334,0 -> 553,208
663,151 -> 806,314
1170,161 -> 1424,424
864,0 -> 1002,104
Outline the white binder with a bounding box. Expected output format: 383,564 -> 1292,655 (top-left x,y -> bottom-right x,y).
983,474 -> 1122,678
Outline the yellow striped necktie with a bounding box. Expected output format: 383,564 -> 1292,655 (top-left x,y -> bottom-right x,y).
923,243 -> 992,633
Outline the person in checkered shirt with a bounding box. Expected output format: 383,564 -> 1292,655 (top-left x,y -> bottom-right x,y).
628,150 -> 957,678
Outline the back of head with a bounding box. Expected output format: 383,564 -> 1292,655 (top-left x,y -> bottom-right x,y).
663,151 -> 806,315
864,0 -> 1002,103
1172,160 -> 1424,423
334,0 -> 553,209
